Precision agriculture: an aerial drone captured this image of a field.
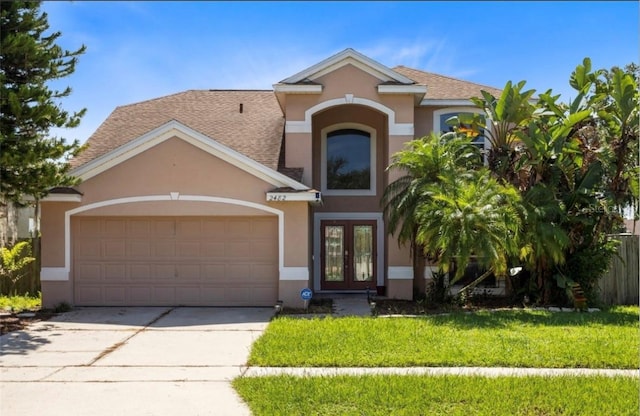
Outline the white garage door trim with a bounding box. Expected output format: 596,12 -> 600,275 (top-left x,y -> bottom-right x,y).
41,193 -> 308,283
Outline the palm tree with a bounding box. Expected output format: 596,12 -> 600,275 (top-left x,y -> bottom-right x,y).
518,183 -> 569,303
466,80 -> 536,184
414,169 -> 523,294
382,132 -> 481,299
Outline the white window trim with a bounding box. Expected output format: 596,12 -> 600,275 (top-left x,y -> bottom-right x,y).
433,107 -> 492,160
321,123 -> 376,196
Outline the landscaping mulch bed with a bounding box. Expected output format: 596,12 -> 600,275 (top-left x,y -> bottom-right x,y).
279,297 -> 334,315
0,310 -> 57,336
374,296 -> 518,316
278,296 -> 519,317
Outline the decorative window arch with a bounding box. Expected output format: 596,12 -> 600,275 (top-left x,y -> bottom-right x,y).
320,122 -> 376,196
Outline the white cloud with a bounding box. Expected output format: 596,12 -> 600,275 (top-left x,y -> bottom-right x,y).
360,38 -> 480,81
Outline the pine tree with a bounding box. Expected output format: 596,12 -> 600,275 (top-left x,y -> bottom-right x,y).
1,0 -> 86,202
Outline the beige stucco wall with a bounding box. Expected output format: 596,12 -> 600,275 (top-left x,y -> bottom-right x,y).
387,237 -> 412,267
77,137 -> 274,206
380,95 -> 414,123
41,201 -> 79,267
387,279 -> 412,299
267,201 -> 308,266
285,64 -> 384,121
40,136 -> 314,307
414,107 -> 434,138
284,132 -> 312,186
387,134 -> 415,183
278,280 -> 309,308
41,281 -> 72,308
283,64 -> 415,121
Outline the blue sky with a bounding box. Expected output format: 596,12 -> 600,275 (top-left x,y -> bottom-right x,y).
41,1 -> 639,144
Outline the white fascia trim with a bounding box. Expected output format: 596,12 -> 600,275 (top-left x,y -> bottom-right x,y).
57,194 -> 287,283
391,123 -> 415,136
284,96 -> 414,136
378,85 -> 428,94
388,266 -> 413,280
420,99 -> 475,106
41,267 -> 69,281
25,194 -> 82,203
273,84 -> 323,94
280,267 -> 309,281
71,120 -> 308,191
267,191 -> 322,203
40,194 -> 82,202
388,266 -> 438,280
284,121 -> 308,134
313,212 -> 385,291
281,48 -> 415,85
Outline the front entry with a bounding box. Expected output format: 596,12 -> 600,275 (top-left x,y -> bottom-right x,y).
320,220 -> 376,290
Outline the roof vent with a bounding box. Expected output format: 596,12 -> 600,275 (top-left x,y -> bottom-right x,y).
239,103 -> 243,113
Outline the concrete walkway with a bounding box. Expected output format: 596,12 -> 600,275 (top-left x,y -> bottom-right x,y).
1,307 -> 273,416
331,293 -> 373,316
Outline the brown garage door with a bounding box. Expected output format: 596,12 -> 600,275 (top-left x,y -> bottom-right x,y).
72,216 -> 278,306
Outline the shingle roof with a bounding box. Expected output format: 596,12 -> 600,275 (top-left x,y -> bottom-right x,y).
71,90 -> 285,170
392,66 -> 502,100
74,66 -> 504,171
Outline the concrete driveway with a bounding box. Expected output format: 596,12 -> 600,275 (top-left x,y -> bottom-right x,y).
0,306 -> 273,416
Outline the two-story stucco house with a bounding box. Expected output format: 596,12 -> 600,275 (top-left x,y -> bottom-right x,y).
39,48 -> 502,308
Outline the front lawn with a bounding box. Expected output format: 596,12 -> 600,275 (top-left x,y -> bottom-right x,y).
248,307 -> 639,369
234,374 -> 639,416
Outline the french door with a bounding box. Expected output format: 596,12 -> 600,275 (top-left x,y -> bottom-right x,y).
320,220 -> 376,290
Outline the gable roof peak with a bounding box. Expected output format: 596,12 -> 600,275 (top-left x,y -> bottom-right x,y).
279,48 -> 415,85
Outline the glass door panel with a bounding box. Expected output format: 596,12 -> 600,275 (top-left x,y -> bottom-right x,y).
324,225 -> 344,282
353,225 -> 373,282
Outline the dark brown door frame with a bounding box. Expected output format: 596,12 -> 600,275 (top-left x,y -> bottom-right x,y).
320,219 -> 376,290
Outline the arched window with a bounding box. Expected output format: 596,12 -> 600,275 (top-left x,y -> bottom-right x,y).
321,124 -> 376,195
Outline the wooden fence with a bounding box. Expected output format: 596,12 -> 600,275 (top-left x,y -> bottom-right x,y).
599,234 -> 639,306
0,237 -> 41,296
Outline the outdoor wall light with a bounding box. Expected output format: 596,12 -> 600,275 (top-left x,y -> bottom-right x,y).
509,267 -> 523,276
369,301 -> 377,316
274,300 -> 283,315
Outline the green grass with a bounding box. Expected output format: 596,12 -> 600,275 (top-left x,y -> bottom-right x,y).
249,307 -> 639,369
234,374 -> 639,416
0,292 -> 41,312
